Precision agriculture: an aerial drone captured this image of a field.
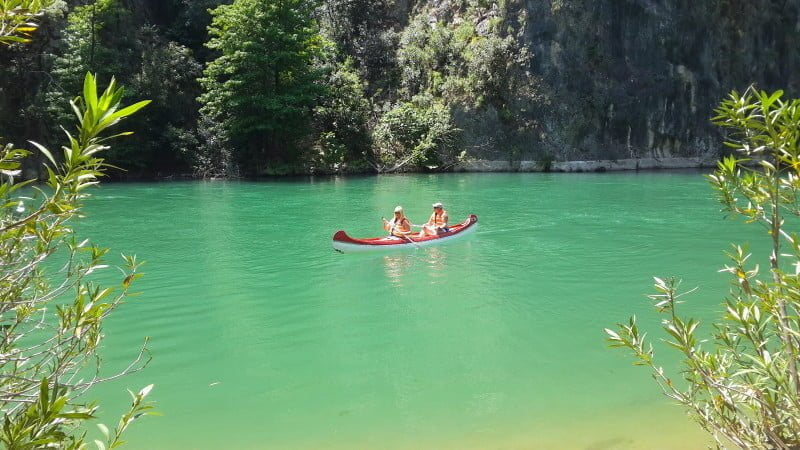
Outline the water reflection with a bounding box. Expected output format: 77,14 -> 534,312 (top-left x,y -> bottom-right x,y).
382,253 -> 414,287
423,247 -> 448,281
381,247 -> 449,287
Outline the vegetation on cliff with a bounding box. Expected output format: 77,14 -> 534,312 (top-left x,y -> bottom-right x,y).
0,0 -> 798,177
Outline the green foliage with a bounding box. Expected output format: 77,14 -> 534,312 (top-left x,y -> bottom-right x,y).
199,0 -> 328,175
373,97 -> 461,171
45,0 -> 137,166
2,9 -> 155,445
194,112 -> 236,178
1,71 -> 155,447
397,17 -> 450,99
606,87 -> 800,448
0,0 -> 532,177
125,25 -> 201,174
387,1 -> 533,164
318,0 -> 398,92
396,2 -> 521,109
311,58 -> 372,173
167,0 -> 228,60
0,1 -> 67,168
0,0 -> 53,45
44,0 -> 200,177
47,0 -> 136,113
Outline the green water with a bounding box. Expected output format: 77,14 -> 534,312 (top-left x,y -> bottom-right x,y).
78,172 -> 761,449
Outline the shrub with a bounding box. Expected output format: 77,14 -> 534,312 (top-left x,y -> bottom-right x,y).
373,98 -> 461,171
2,5 -> 155,446
606,87 -> 800,448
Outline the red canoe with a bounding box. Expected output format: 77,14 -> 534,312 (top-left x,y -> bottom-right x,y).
332,215 -> 478,253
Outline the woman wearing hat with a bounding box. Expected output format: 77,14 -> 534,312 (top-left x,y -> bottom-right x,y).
382,206 -> 413,237
419,202 -> 449,237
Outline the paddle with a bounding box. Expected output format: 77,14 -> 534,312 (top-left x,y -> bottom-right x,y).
399,233 -> 421,248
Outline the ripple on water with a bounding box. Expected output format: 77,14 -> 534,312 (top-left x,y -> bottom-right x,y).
78,174 -> 735,449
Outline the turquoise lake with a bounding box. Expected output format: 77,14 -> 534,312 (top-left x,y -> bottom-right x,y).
76,172 -> 766,448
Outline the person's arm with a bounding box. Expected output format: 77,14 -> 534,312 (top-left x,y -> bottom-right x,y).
441,212 -> 449,227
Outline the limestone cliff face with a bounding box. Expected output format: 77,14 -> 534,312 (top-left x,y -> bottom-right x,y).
354,0 -> 800,163
519,0 -> 800,161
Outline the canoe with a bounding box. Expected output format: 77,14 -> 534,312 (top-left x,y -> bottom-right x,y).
332,214 -> 478,253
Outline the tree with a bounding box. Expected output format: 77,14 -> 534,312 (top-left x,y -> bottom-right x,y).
126,25 -> 202,176
1,3 -> 155,446
168,0 -> 229,61
311,57 -> 372,173
45,0 -> 138,164
605,87 -> 800,448
198,0 -> 327,174
45,0 -> 200,177
46,0 -> 137,119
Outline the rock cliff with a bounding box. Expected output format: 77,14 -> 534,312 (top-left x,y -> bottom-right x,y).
343,0 -> 800,164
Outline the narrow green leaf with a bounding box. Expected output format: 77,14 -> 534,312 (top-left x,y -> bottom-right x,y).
138,384 -> 154,398
97,423 -> 110,440
28,140 -> 56,166
106,100 -> 152,123
84,72 -> 98,113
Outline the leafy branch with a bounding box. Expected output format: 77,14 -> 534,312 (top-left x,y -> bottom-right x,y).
606,87 -> 800,448
0,66 -> 155,450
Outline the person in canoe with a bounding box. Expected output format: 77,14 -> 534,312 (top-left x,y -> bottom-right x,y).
382,206 -> 413,237
419,202 -> 449,237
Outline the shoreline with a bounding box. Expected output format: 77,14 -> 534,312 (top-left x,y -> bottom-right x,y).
454,156 -> 718,173
23,156 -> 719,182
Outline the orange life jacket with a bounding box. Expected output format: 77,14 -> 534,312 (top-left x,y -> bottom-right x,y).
390,217 -> 411,235
432,210 -> 447,227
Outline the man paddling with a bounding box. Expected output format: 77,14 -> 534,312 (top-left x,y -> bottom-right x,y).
382,206 -> 413,237
419,202 -> 449,237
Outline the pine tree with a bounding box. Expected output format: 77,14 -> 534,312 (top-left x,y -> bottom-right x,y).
199,0 -> 327,174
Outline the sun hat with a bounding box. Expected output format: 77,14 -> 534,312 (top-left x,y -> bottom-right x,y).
394,206 -> 403,213
432,202 -> 443,208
